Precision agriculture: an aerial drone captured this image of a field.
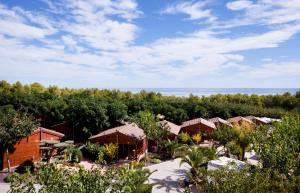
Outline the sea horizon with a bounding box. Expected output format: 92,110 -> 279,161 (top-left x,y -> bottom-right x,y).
115,88 -> 300,97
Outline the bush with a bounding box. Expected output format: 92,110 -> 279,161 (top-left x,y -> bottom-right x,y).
82,142 -> 105,162
3,173 -> 14,183
71,148 -> 83,163
151,158 -> 161,164
192,133 -> 201,144
16,159 -> 35,174
178,132 -> 191,144
104,143 -> 118,163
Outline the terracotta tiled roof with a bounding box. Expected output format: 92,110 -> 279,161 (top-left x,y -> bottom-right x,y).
34,127 -> 65,137
89,123 -> 145,140
209,117 -> 232,127
227,116 -> 253,124
160,120 -> 181,135
181,118 -> 216,129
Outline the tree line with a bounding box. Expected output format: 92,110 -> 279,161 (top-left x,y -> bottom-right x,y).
1,80 -> 299,141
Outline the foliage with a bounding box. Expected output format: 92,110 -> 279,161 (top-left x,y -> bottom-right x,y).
16,159 -> 35,174
197,167 -> 300,193
1,80 -> 298,144
177,146 -> 216,177
70,148 -> 83,163
104,143 -> 118,162
82,142 -> 105,163
133,110 -> 170,152
189,115 -> 300,192
178,132 -> 191,144
150,158 -> 161,164
9,163 -> 157,193
192,133 -> 201,144
116,166 -> 157,193
0,108 -> 38,150
210,123 -> 254,160
4,173 -> 14,183
252,116 -> 300,176
163,139 -> 182,158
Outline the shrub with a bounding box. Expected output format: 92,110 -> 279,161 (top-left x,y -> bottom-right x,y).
16,159 -> 35,174
71,148 -> 83,163
178,132 -> 191,144
151,158 -> 161,164
104,143 -> 118,163
82,142 -> 105,162
192,133 -> 201,144
3,173 -> 14,183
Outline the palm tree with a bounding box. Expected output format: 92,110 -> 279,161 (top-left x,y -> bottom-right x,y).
178,146 -> 216,177
163,139 -> 181,158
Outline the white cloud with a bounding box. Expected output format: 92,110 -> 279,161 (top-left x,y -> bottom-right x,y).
0,0 -> 300,87
222,0 -> 300,28
226,0 -> 253,10
244,62 -> 300,78
162,1 -> 216,21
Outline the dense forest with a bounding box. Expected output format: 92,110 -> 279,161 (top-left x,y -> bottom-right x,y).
1,80 -> 299,141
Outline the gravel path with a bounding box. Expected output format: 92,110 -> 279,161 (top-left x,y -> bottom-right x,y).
145,158 -> 191,193
0,183 -> 9,193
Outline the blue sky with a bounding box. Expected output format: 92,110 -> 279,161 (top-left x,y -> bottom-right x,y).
0,0 -> 300,88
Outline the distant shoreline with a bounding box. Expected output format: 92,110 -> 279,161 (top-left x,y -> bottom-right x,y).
116,88 -> 300,97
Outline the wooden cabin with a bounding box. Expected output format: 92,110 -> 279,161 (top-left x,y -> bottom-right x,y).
180,118 -> 216,136
245,116 -> 268,125
227,116 -> 254,126
160,120 -> 181,140
1,127 -> 64,171
209,117 -> 232,128
89,123 -> 147,161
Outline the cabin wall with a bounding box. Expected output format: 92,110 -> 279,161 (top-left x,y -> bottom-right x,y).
181,123 -> 214,136
2,130 -> 63,170
2,132 -> 40,170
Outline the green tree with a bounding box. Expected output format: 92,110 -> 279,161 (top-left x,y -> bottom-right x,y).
9,163 -> 157,193
252,116 -> 300,175
0,109 -> 38,172
133,110 -> 170,152
177,146 -> 216,177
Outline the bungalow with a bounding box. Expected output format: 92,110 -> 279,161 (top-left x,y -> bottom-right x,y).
209,117 -> 232,128
245,116 -> 268,125
89,123 -> 147,161
160,120 -> 181,140
227,116 -> 254,126
1,127 -> 64,171
180,118 -> 216,136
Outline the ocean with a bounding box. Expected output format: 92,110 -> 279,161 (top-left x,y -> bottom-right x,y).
117,88 -> 300,97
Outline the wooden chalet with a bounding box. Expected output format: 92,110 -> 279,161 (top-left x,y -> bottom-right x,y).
209,117 -> 232,128
227,116 -> 254,126
160,120 -> 181,140
89,123 -> 147,160
180,118 -> 216,136
1,127 -> 64,171
245,116 -> 268,125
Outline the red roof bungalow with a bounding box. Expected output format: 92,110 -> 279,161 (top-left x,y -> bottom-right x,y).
245,116 -> 268,125
227,116 -> 254,126
209,117 -> 233,128
1,127 -> 64,171
89,123 -> 147,161
180,118 -> 216,136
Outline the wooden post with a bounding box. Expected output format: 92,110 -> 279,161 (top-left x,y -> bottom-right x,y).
6,149 -> 11,173
135,143 -> 137,160
116,130 -> 119,161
